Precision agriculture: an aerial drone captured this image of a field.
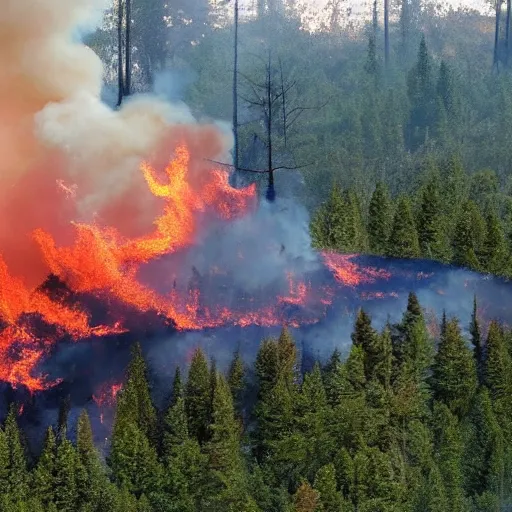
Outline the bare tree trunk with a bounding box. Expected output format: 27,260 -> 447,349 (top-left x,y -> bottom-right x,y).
384,0 -> 390,68
401,0 -> 408,60
124,0 -> 132,96
279,58 -> 287,148
373,0 -> 378,38
233,0 -> 239,172
506,0 -> 511,65
494,0 -> 502,70
266,51 -> 274,201
117,0 -> 124,107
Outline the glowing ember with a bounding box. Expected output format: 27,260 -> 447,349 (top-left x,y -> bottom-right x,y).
321,252 -> 391,286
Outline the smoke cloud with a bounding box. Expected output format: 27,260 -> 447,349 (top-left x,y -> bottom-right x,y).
0,0 -> 233,288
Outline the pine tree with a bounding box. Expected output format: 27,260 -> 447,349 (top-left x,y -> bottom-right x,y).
407,34 -> 435,150
463,388 -> 505,503
172,366 -> 184,405
123,343 -> 157,443
368,182 -> 393,255
431,318 -> 478,416
162,395 -> 189,460
345,190 -> 368,252
313,463 -> 344,512
452,200 -> 486,270
227,349 -> 245,413
202,373 -> 254,511
53,439 -> 78,512
185,347 -> 211,443
277,326 -> 298,387
33,426 -> 56,508
387,196 -> 421,258
4,405 -> 29,502
310,182 -> 348,250
0,426 -> 8,490
470,295 -> 484,383
322,348 -> 346,406
351,309 -> 381,382
417,170 -> 450,260
482,210 -> 510,275
432,401 -> 465,511
255,338 -> 280,400
76,410 -> 105,509
484,321 -> 512,404
297,363 -> 332,479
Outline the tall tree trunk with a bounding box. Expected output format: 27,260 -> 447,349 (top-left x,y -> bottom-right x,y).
506,0 -> 511,65
494,0 -> 502,70
401,0 -> 409,60
373,0 -> 378,38
117,0 -> 124,107
279,58 -> 287,148
266,51 -> 275,202
233,0 -> 239,173
124,0 -> 132,96
384,0 -> 390,68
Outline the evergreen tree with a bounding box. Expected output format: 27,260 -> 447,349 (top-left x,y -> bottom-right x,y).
368,182 -> 392,255
470,295 -> 484,384
123,343 -> 157,444
432,401 -> 465,512
0,426 -> 8,491
76,410 -> 105,509
453,200 -> 486,270
313,463 -> 344,512
407,35 -> 435,150
172,366 -> 184,405
33,427 -> 56,508
463,388 -> 505,504
4,405 -> 29,502
227,349 -> 245,414
310,182 -> 348,250
482,210 -> 510,275
387,196 -> 421,258
431,318 -> 477,416
202,373 -> 255,511
484,321 -> 512,405
53,439 -> 78,512
416,170 -> 450,260
185,347 -> 211,443
322,348 -> 346,406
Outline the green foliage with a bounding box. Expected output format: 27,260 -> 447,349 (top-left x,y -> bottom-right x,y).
431,318 -> 477,417
387,196 -> 421,258
185,347 -> 211,444
368,182 -> 392,255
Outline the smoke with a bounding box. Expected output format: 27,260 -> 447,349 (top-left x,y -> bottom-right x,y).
0,0 -> 234,288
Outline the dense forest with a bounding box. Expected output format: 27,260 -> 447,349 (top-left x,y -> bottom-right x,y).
1,295 -> 511,511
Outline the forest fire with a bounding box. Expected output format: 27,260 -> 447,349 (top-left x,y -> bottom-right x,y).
0,140 -> 388,394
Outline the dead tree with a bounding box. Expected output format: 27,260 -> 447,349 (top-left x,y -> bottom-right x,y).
233,0 -> 239,172
117,0 -> 124,107
239,52 -> 323,201
494,0 -> 502,71
124,0 -> 132,97
384,0 -> 390,68
507,0 -> 511,65
116,0 -> 132,107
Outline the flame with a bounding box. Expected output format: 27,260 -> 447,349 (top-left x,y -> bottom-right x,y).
0,144 -> 400,392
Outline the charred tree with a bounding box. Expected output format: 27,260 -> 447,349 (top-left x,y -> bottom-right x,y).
507,0 -> 511,65
373,0 -> 378,39
239,52 -> 322,201
117,0 -> 124,107
494,0 -> 502,71
233,0 -> 239,173
384,0 -> 390,68
124,0 -> 132,97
